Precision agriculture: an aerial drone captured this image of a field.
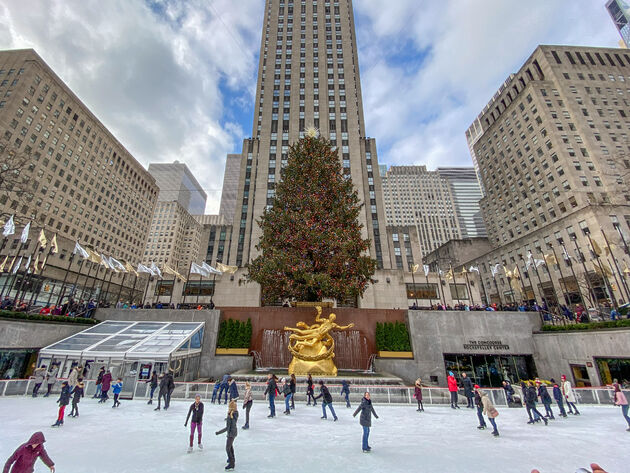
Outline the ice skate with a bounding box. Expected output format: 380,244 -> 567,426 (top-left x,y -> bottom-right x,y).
198,443 -> 203,450
187,446 -> 193,453
147,399 -> 152,405
492,431 -> 500,437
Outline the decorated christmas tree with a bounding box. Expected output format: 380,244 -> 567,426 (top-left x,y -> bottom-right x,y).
247,129 -> 377,303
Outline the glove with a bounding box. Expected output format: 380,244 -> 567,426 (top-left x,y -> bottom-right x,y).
184,423 -> 187,427
215,431 -> 220,435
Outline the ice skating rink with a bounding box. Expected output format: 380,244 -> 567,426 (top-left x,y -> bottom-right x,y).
0,397 -> 625,473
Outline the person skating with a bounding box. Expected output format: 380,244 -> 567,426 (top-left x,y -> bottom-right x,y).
99,369 -> 112,403
414,378 -> 424,412
502,380 -> 515,404
561,375 -> 580,415
315,380 -> 338,421
550,378 -> 567,417
51,381 -> 71,427
474,385 -> 487,430
211,379 -> 221,404
290,374 -> 297,410
3,431 -> 55,473
281,378 -> 293,415
480,389 -> 500,436
462,373 -> 474,408
264,373 -> 278,418
522,382 -> 547,425
228,377 -> 239,401
111,378 -> 123,408
215,400 -> 238,471
217,374 -> 230,405
44,368 -> 57,398
147,371 -> 158,405
306,374 -> 316,406
242,382 -> 253,429
184,394 -> 204,452
31,365 -> 47,398
341,380 -> 351,408
611,378 -> 630,431
93,366 -> 105,399
447,371 -> 460,409
352,391 -> 378,452
68,380 -> 84,417
67,365 -> 82,389
535,379 -> 555,419
155,373 -> 168,411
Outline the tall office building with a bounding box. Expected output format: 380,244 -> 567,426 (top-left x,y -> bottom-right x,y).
606,0 -> 630,48
437,167 -> 487,239
226,0 -> 391,270
381,165 -> 461,257
148,161 -> 207,215
465,45 -> 630,306
218,154 -> 242,223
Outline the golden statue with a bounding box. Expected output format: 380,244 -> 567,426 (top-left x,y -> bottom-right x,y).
284,306 -> 354,376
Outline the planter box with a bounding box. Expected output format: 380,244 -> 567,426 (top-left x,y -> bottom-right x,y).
215,348 -> 250,356
294,301 -> 334,308
378,351 -> 414,359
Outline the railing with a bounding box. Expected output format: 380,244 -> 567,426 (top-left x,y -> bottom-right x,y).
1,379 -> 627,406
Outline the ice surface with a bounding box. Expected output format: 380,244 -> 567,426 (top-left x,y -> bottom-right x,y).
0,397 -> 625,473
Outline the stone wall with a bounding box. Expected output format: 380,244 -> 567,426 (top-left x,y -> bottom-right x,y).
0,319 -> 85,349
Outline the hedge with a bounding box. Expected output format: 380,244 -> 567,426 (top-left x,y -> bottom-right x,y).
0,310 -> 98,325
217,318 -> 252,349
541,319 -> 630,332
375,321 -> 412,351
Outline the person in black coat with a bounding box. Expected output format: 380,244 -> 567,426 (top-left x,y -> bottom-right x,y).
147,371 -> 158,405
535,379 -> 555,420
306,374 -> 316,406
165,371 -> 175,410
341,380 -> 351,408
52,381 -> 71,427
352,392 -> 378,452
184,394 -> 204,452
502,380 -> 515,404
228,377 -> 239,401
315,380 -> 337,421
550,378 -> 567,417
93,366 -> 105,398
521,382 -> 547,425
216,400 -> 238,471
69,380 -> 84,417
264,373 -> 278,418
474,385 -> 487,430
462,373 -> 474,408
155,373 -> 169,411
289,374 -> 297,410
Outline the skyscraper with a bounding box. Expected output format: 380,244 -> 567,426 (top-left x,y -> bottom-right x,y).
219,154 -> 242,223
148,161 -> 207,215
606,0 -> 630,48
227,0 -> 391,270
437,167 -> 487,239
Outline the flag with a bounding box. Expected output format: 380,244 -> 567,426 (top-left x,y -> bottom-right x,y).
201,262 -> 223,275
513,266 -> 521,279
422,264 -> 430,277
561,245 -> 571,261
0,255 -> 8,272
100,254 -> 115,270
164,264 -> 187,282
190,262 -> 209,277
20,222 -> 30,244
86,248 -> 101,264
594,263 -> 613,277
149,262 -> 162,278
50,234 -> 58,254
461,267 -> 468,275
12,256 -> 22,274
469,266 -> 480,273
2,215 -> 15,237
491,263 -> 501,277
38,229 -> 47,249
445,269 -> 453,281
411,263 -> 419,274
109,256 -> 126,272
73,241 -> 90,259
605,243 -> 617,256
526,251 -> 534,270
124,261 -> 138,276
137,263 -> 154,275
24,255 -> 32,274
32,254 -> 40,274
544,253 -> 557,265
591,239 -> 603,257
216,262 -> 238,274
624,263 -> 630,275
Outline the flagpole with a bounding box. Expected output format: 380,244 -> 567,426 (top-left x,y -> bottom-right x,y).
437,269 -> 446,306
423,272 -> 430,308
586,233 -> 617,310
33,245 -> 55,306
168,277 -> 176,306
491,267 -> 503,307
210,274 -> 217,306
410,264 -> 418,307
1,233 -> 28,299
571,237 -> 598,308
181,264 -> 193,307
517,263 -> 529,305
0,236 -> 9,294
24,248 -> 46,306
128,272 -> 138,305
102,270 -> 115,305
606,255 -> 623,306
196,273 -> 202,305
115,271 -> 126,304
602,229 -> 630,302
14,240 -> 42,306
142,275 -> 152,307
478,273 -> 489,305
79,262 -> 96,302
538,248 -> 564,312
547,244 -> 569,308
560,242 -> 587,309
449,264 -> 461,307
463,269 -> 474,307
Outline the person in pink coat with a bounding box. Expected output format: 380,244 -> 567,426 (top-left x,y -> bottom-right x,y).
3,432 -> 55,473
611,379 -> 630,431
447,371 -> 460,409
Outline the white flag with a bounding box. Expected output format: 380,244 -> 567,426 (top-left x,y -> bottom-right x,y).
202,262 -> 223,275
109,256 -> 126,272
562,245 -> 571,261
526,251 -> 534,270
3,215 -> 15,237
24,255 -> 32,273
12,256 -> 22,274
73,241 -> 90,259
137,263 -> 153,275
190,262 -> 209,277
490,263 -> 501,277
20,222 -> 30,244
150,262 -> 162,279
422,264 -> 430,277
469,265 -> 480,273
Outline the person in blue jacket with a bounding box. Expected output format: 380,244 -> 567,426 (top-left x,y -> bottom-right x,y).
111,378 -> 123,408
341,380 -> 351,408
217,374 -> 230,405
550,378 -> 567,417
228,377 -> 239,401
535,379 -> 555,420
211,379 -> 221,404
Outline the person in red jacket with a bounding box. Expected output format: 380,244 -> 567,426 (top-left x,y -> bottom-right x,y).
3,431 -> 55,473
447,371 -> 460,409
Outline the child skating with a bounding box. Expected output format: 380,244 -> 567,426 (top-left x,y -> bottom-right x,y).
414,378 -> 424,412
112,378 -> 123,408
51,381 -> 71,427
184,394 -> 204,453
216,400 -> 238,471
69,380 -> 84,417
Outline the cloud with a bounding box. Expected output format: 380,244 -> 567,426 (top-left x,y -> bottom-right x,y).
354,0 -> 621,170
0,0 -> 263,213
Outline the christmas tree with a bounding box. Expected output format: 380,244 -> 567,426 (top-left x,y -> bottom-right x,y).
247,130 -> 377,303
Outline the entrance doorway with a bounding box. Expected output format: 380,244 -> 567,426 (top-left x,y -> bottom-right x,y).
570,364 -> 592,387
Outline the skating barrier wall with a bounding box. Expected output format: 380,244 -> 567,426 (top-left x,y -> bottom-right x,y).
0,379 -> 627,406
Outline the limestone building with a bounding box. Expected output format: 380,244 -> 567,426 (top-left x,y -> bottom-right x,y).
148,161 -> 207,215
465,45 -> 630,308
606,0 -> 630,48
218,154 -> 241,223
437,167 -> 487,239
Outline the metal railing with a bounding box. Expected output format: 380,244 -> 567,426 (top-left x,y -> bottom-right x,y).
1,379 -> 627,406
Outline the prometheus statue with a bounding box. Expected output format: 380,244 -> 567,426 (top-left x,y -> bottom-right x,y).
284,306 -> 354,376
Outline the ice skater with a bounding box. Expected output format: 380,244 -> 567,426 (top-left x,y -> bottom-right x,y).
447,371 -> 460,409
165,370 -> 175,410
155,373 -> 168,411
242,381 -> 252,429
315,380 -> 338,421
522,382 -> 547,425
611,379 -> 630,431
352,391 -> 378,452
111,378 -> 123,408
93,366 -> 105,399
215,400 -> 238,471
184,394 -> 204,453
31,365 -> 47,397
51,381 -> 71,427
474,385 -> 487,430
502,380 -> 515,404
281,378 -> 292,415
217,374 -> 229,405
147,370 -> 158,405
3,432 -> 55,473
341,380 -> 351,408
228,377 -> 239,401
211,379 -> 221,404
264,373 -> 278,418
550,379 -> 567,417
306,374 -> 316,406
414,378 -> 424,412
99,369 -> 112,403
44,368 -> 57,398
462,373 -> 474,408
480,389 -> 500,437
561,375 -> 580,415
68,380 -> 84,417
290,374 -> 297,409
535,379 -> 555,420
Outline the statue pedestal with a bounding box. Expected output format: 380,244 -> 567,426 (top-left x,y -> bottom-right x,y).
288,356 -> 337,377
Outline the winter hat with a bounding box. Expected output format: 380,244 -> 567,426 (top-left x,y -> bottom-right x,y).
448,371 -> 454,377
474,384 -> 480,389
319,380 -> 324,385
535,378 -> 541,384
561,375 -> 566,380
280,377 -> 286,383
550,378 -> 556,383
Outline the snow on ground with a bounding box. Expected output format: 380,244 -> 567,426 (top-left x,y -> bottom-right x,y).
0,397 -> 626,473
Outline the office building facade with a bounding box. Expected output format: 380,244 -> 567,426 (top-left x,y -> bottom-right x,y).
218,154 -> 242,223
437,167 -> 487,239
606,0 -> 630,48
148,161 -> 207,215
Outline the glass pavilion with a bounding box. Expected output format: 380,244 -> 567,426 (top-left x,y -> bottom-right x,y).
37,321 -> 204,397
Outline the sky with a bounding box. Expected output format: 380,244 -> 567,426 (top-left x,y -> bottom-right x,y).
0,1 -> 622,214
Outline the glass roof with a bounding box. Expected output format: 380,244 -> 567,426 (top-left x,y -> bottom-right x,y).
40,320 -> 205,360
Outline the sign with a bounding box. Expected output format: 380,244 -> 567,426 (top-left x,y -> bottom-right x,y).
463,340 -> 510,351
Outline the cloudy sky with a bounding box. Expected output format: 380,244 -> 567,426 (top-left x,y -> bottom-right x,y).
0,1 -> 621,213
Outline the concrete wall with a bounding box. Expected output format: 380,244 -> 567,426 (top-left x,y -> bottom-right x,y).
533,329 -> 630,385
0,319 -> 85,349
